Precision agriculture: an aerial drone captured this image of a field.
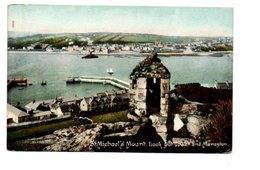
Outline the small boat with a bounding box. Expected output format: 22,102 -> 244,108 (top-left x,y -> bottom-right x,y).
41,80 -> 47,86
107,68 -> 114,75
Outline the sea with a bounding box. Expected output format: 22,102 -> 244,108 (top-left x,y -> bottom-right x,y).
7,52 -> 233,106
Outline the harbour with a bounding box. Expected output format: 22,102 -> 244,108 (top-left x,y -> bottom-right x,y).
7,52 -> 232,106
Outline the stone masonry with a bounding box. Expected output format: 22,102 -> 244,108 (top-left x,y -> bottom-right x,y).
129,52 -> 171,118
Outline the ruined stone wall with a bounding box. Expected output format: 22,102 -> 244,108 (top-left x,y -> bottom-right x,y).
129,52 -> 171,119
160,78 -> 170,117
130,77 -> 170,118
129,77 -> 147,116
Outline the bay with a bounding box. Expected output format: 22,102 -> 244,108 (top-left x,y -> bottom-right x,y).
7,52 -> 233,106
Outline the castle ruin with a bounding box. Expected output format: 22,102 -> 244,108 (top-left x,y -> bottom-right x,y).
129,52 -> 171,118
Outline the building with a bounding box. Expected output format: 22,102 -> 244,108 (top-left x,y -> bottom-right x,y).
25,99 -> 55,113
129,52 -> 171,118
61,96 -> 80,105
7,104 -> 30,123
79,90 -> 129,114
31,110 -> 53,121
50,97 -> 80,117
215,80 -> 233,90
80,96 -> 98,113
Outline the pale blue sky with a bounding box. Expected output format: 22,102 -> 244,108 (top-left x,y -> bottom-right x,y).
8,5 -> 233,36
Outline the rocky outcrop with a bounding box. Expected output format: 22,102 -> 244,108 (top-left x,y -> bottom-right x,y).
149,115 -> 166,125
43,122 -> 135,151
186,115 -> 209,138
127,112 -> 140,122
81,52 -> 98,59
173,114 -> 184,132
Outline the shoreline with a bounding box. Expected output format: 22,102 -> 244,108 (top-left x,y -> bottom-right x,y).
7,50 -> 233,57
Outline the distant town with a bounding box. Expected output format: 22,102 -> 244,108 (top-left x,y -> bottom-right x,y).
8,32 -> 233,56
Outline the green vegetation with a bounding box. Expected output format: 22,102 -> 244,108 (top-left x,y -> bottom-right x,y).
172,83 -> 232,103
206,99 -> 232,144
199,45 -> 233,52
91,33 -> 192,44
7,110 -> 129,141
7,119 -> 83,141
89,110 -> 128,123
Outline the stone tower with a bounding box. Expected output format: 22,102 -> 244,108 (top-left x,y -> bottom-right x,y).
129,52 -> 171,118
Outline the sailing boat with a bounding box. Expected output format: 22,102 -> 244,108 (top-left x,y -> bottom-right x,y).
107,68 -> 114,75
41,80 -> 47,86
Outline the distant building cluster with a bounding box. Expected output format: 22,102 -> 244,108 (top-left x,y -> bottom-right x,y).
7,89 -> 129,124
80,89 -> 129,114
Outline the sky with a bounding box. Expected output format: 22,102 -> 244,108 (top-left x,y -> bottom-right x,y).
8,5 -> 233,37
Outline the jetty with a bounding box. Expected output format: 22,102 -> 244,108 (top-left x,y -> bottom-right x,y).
66,76 -> 130,90
66,77 -> 81,84
7,77 -> 28,90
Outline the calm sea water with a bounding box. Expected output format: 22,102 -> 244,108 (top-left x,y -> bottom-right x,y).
7,52 -> 233,106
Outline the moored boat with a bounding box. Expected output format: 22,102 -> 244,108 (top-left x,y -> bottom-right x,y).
41,80 -> 47,86
66,77 -> 81,84
107,68 -> 114,75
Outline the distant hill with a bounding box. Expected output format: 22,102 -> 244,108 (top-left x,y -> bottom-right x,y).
8,31 -> 231,49
8,31 -> 42,38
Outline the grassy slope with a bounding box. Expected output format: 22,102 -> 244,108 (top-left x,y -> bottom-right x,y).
8,32 -> 214,48
7,110 -> 129,141
7,119 -> 82,141
89,110 -> 128,123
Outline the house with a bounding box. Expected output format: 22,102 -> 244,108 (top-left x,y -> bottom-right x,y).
50,96 -> 80,117
25,99 -> 56,113
80,96 -> 98,113
61,96 -> 80,105
31,110 -> 53,121
117,92 -> 130,108
110,95 -> 119,109
102,96 -> 111,111
215,80 -> 233,90
7,104 -> 30,123
121,46 -> 131,51
27,46 -> 34,50
95,96 -> 105,112
46,46 -> 53,52
87,40 -> 93,46
51,103 -> 76,117
97,92 -> 111,111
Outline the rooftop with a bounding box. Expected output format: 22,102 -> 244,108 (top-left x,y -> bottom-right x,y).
62,96 -> 80,103
32,110 -> 53,117
7,104 -> 29,118
25,99 -> 56,110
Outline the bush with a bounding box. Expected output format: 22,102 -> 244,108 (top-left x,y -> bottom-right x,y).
206,99 -> 232,144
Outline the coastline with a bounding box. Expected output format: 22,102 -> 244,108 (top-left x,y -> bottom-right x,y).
7,50 -> 233,57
